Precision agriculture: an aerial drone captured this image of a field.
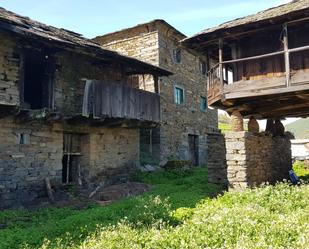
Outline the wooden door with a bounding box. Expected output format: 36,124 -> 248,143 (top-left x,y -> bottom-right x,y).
188,135 -> 199,166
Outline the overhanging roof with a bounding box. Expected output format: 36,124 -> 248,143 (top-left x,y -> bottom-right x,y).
182,0 -> 309,48
0,7 -> 172,76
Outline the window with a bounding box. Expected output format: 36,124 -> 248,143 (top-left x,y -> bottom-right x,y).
200,96 -> 207,111
173,49 -> 181,63
18,133 -> 30,145
174,86 -> 184,105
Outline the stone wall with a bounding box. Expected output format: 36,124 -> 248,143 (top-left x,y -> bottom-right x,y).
157,30 -> 217,163
0,31 -> 20,106
95,22 -> 218,165
0,117 -> 63,209
0,31 -> 142,208
206,131 -> 227,185
54,51 -> 128,116
87,127 -> 139,185
0,119 -> 140,209
226,131 -> 292,189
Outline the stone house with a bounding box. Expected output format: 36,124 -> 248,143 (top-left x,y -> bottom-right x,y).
0,8 -> 170,209
93,20 -> 218,166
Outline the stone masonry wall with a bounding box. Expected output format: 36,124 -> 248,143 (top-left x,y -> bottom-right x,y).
0,31 -> 141,208
206,131 -> 227,185
95,23 -> 218,165
54,51 -> 128,116
87,127 -> 139,185
157,30 -> 217,163
0,119 -> 140,209
0,117 -> 63,209
0,31 -> 20,106
226,131 -> 292,189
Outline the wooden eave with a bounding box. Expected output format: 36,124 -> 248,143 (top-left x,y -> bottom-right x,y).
182,2 -> 309,54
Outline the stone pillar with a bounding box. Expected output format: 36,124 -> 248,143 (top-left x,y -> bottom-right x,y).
225,131 -> 248,189
225,131 -> 292,189
230,111 -> 244,132
248,116 -> 259,133
206,131 -> 227,186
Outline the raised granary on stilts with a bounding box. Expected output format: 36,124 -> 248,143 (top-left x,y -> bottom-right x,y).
182,0 -> 309,119
181,0 -> 309,188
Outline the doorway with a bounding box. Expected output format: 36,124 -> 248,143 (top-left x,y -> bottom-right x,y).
62,133 -> 83,184
188,134 -> 199,166
22,50 -> 54,109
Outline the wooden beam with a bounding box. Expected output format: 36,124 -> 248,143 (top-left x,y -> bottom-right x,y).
153,75 -> 159,94
218,39 -> 224,88
222,50 -> 284,64
225,83 -> 309,99
283,23 -> 290,87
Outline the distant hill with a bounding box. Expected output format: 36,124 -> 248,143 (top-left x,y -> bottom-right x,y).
285,118 -> 309,139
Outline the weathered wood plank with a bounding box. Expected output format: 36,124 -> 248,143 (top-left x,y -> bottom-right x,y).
224,76 -> 286,94
82,80 -> 160,123
225,83 -> 309,99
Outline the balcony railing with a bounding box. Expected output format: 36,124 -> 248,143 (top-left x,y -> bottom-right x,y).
207,22 -> 309,106
82,80 -> 160,123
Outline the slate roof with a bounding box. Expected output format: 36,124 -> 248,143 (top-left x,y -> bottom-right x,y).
0,7 -> 172,76
183,0 -> 309,44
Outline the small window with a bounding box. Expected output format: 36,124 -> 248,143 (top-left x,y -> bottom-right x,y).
174,86 -> 184,105
200,60 -> 207,75
18,133 -> 30,145
173,49 -> 181,63
200,96 -> 207,111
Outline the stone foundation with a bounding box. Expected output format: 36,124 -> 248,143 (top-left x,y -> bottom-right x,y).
226,131 -> 292,189
206,131 -> 292,189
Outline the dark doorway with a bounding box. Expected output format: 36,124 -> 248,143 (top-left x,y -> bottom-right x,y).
188,134 -> 199,166
62,155 -> 80,183
140,128 -> 161,165
22,51 -> 54,109
62,133 -> 83,184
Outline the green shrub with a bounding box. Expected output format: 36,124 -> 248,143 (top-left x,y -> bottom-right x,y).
293,160 -> 309,181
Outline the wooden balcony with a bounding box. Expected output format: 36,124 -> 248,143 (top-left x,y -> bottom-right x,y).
207,40 -> 309,119
82,80 -> 160,124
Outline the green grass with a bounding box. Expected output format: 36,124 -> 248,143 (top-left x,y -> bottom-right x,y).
218,122 -> 231,133
293,160 -> 309,181
1,167 -> 309,249
0,168 -> 221,249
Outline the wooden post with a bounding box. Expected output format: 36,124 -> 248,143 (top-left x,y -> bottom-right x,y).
153,75 -> 159,94
283,23 -> 290,87
219,39 -> 224,87
149,129 -> 153,156
66,154 -> 70,184
45,177 -> 55,203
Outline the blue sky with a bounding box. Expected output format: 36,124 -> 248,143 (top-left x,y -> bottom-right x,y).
0,0 -> 290,38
